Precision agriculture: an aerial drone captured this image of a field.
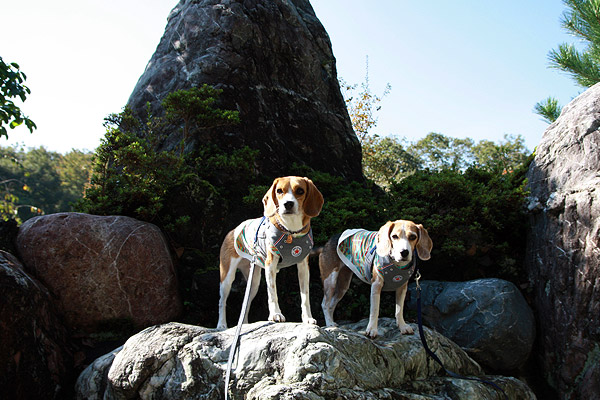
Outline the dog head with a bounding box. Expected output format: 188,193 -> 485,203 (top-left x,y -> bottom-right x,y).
263,176 -> 324,219
376,220 -> 433,265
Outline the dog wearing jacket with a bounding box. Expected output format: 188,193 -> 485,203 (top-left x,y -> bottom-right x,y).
319,220 -> 433,338
217,176 -> 324,329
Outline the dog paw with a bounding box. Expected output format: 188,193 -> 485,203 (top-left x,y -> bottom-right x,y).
398,323 -> 414,335
365,326 -> 379,339
303,317 -> 317,325
216,323 -> 227,330
269,313 -> 286,323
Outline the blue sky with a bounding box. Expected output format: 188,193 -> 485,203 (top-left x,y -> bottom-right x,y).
3,0 -> 582,153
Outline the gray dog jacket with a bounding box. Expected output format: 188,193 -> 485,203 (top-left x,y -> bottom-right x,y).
234,217 -> 313,269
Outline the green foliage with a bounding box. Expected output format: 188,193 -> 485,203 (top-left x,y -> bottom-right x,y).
550,0 -> 600,87
0,56 -> 36,138
77,94 -> 254,255
409,132 -> 475,171
470,134 -> 530,172
356,130 -> 531,187
0,146 -> 92,222
385,161 -> 531,283
534,96 -> 563,124
293,166 -> 386,243
162,84 -> 240,153
361,135 -> 421,186
536,0 -> 600,122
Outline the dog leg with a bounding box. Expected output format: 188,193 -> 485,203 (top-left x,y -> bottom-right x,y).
217,256 -> 242,329
297,258 -> 317,325
395,283 -> 414,334
321,265 -> 353,327
365,276 -> 384,338
265,257 -> 286,323
321,268 -> 339,326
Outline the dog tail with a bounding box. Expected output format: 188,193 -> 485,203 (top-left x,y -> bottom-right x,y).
310,246 -> 323,257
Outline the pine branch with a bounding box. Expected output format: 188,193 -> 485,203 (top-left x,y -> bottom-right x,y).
548,43 -> 600,87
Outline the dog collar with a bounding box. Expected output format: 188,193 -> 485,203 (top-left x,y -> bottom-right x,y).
272,215 -> 309,236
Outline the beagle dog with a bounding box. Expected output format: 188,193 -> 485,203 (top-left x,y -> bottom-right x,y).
217,176 -> 324,329
319,220 -> 433,338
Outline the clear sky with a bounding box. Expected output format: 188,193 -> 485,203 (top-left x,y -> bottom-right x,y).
2,0 -> 582,154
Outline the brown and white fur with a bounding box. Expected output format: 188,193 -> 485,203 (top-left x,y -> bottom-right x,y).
319,220 -> 433,338
217,176 -> 324,329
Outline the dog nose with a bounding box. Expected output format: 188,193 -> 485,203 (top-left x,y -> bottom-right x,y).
283,201 -> 295,210
400,249 -> 410,259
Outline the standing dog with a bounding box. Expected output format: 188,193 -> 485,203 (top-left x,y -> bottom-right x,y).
319,220 -> 432,338
217,176 -> 324,329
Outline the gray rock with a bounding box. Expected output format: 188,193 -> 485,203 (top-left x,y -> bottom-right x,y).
406,279 -> 535,371
526,82 -> 600,398
127,0 -> 363,181
76,319 -> 535,399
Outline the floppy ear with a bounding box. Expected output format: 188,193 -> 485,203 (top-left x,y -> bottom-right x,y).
416,224 -> 433,260
376,221 -> 394,257
263,178 -> 280,217
302,177 -> 324,217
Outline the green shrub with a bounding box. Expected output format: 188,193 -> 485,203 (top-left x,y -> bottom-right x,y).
76,104 -> 257,261
385,164 -> 530,283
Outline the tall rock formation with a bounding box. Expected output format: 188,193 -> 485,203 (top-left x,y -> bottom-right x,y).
525,83 -> 600,399
127,0 -> 363,181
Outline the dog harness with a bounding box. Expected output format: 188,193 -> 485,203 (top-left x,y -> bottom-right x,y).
337,229 -> 415,291
234,217 -> 313,268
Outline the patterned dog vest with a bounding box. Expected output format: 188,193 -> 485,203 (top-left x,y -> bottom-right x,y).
336,229 -> 415,291
234,217 -> 313,269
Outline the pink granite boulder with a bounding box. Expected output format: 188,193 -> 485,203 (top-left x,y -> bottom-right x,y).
16,212 -> 182,333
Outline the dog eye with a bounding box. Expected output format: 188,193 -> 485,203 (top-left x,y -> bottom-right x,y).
391,234 -> 399,240
276,188 -> 284,194
409,234 -> 417,241
295,188 -> 305,195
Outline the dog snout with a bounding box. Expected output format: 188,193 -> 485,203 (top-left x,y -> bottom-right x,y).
400,249 -> 410,259
283,201 -> 295,211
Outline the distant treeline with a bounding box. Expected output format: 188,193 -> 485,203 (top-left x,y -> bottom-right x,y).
0,146 -> 93,222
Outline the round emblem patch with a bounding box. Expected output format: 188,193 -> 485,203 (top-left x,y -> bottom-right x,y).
393,275 -> 403,282
291,246 -> 302,257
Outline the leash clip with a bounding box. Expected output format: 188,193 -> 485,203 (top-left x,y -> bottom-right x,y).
415,270 -> 422,291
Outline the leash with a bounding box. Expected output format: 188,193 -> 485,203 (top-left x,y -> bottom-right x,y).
224,217 -> 266,400
414,269 -> 509,399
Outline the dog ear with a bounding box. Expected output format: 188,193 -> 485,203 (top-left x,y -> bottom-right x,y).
416,224 -> 433,260
263,178 -> 280,217
302,177 -> 324,217
376,221 -> 394,257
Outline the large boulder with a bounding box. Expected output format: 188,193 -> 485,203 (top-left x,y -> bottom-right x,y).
75,319 -> 535,399
0,250 -> 73,400
406,279 -> 535,371
16,212 -> 182,333
127,0 -> 363,181
526,83 -> 600,398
